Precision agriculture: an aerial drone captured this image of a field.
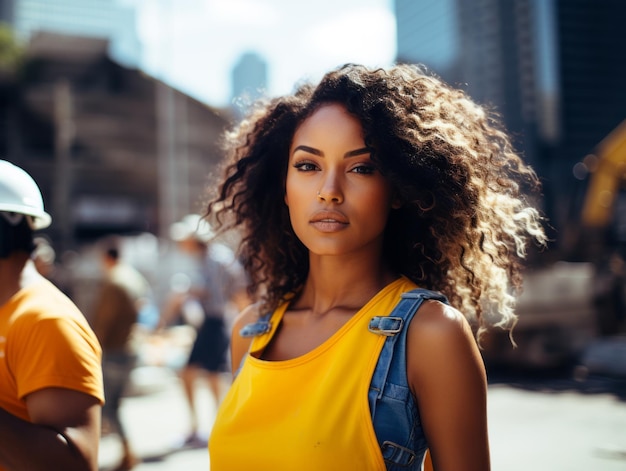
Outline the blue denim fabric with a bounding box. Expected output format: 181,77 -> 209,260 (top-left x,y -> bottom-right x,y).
369,289 -> 449,470
239,313 -> 272,337
235,312 -> 272,377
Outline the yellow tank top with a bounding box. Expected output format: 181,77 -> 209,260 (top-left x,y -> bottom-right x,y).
209,277 -> 417,471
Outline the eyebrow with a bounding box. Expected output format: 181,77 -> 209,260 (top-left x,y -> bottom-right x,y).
293,145 -> 371,158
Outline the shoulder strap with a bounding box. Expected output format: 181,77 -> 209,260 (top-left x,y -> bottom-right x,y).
239,312 -> 273,337
368,288 -> 448,414
369,288 -> 448,469
232,312 -> 273,378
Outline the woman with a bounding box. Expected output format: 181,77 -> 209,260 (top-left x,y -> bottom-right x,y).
206,64 -> 546,470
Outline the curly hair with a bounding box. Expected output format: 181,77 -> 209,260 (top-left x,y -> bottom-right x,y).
207,63 -> 546,336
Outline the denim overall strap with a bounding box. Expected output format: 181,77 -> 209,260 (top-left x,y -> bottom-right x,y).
234,312 -> 273,378
239,312 -> 273,337
369,288 -> 449,470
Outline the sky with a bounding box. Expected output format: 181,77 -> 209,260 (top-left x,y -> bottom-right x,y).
130,0 -> 397,108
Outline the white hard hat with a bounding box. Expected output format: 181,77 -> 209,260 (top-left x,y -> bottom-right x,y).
169,214 -> 214,243
0,160 -> 51,230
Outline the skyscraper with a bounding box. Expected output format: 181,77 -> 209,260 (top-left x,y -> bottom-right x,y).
394,0 -> 626,237
395,0 -> 462,83
231,51 -> 268,116
396,0 -> 543,165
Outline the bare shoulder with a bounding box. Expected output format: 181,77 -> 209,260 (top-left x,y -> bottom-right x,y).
407,299 -> 485,390
229,301 -> 266,375
409,299 -> 473,341
232,302 -> 265,334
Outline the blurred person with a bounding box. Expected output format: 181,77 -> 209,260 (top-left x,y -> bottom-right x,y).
32,236 -> 56,279
206,64 -> 547,470
31,235 -> 74,297
157,214 -> 247,448
0,160 -> 104,471
91,238 -> 151,471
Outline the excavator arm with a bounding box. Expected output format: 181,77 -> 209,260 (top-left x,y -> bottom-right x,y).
581,119 -> 626,228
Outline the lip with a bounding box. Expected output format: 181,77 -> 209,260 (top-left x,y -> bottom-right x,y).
310,210 -> 349,232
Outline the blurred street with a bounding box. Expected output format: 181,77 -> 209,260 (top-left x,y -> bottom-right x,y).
487,367 -> 626,471
98,366 -> 219,471
98,363 -> 626,471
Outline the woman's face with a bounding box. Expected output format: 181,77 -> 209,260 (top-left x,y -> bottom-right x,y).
285,103 -> 398,258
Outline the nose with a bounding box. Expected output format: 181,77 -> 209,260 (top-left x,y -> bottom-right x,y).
317,176 -> 344,204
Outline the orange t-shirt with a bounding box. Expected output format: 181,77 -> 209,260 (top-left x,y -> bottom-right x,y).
209,276 -> 418,471
0,278 -> 104,427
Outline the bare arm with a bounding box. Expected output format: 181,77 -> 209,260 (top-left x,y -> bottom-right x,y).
408,301 -> 490,471
0,388 -> 101,471
156,291 -> 186,329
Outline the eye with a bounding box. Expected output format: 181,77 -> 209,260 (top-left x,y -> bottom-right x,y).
293,161 -> 319,172
350,164 -> 377,175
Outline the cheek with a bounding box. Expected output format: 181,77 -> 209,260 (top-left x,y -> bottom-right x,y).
284,175 -> 294,207
361,185 -> 395,216
367,201 -> 393,229
284,167 -> 301,207
358,190 -> 396,235
284,178 -> 296,207
284,180 -> 307,225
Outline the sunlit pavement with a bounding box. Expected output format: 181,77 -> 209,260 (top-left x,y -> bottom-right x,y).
99,365 -> 626,471
487,368 -> 626,471
98,366 -> 222,471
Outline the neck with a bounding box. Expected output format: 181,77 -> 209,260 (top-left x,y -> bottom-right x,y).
295,253 -> 398,316
0,253 -> 40,307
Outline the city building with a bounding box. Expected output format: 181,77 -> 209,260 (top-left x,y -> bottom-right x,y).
0,31 -> 230,252
1,0 -> 140,67
394,0 -> 626,251
231,51 -> 268,117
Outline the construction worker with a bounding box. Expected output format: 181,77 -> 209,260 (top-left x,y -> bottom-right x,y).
0,160 -> 104,470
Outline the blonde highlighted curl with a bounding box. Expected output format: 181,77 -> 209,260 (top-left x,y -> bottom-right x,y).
208,63 -> 547,339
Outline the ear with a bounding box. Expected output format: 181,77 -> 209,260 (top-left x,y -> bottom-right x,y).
284,192 -> 289,206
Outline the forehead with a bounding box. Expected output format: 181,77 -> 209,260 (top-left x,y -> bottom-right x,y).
292,104 -> 364,144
